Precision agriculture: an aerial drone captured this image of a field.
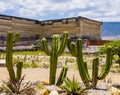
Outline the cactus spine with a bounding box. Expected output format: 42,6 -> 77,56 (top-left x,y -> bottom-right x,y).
67,38 -> 113,88
6,32 -> 23,82
42,32 -> 68,84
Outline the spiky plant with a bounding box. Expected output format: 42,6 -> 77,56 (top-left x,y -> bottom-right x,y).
41,31 -> 68,84
3,32 -> 35,94
67,38 -> 113,88
3,76 -> 35,95
6,32 -> 20,82
61,76 -> 86,95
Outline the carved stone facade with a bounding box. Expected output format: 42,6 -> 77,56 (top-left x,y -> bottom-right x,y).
0,14 -> 102,46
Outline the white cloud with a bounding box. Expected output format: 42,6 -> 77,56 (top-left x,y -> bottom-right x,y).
0,0 -> 120,21
102,35 -> 120,40
0,1 -> 14,12
0,2 -> 6,12
102,36 -> 115,40
77,0 -> 120,21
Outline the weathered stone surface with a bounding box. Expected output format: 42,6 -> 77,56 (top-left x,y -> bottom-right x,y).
0,14 -> 102,46
49,90 -> 59,95
41,89 -> 49,95
45,85 -> 61,92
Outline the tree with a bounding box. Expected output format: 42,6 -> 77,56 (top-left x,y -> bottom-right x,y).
99,40 -> 120,65
99,40 -> 120,55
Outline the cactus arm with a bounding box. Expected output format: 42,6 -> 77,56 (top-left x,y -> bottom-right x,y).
57,31 -> 68,56
76,38 -> 90,87
67,38 -> 77,56
6,32 -> 16,81
16,61 -> 23,81
41,38 -> 50,55
67,38 -> 75,56
52,35 -> 59,53
84,62 -> 90,81
92,58 -> 99,88
98,48 -> 113,80
13,33 -> 20,44
76,38 -> 85,81
56,66 -> 68,86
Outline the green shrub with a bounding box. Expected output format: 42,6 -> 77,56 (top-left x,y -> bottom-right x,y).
23,62 -> 31,68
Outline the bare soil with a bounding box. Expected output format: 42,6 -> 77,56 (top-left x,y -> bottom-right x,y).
0,67 -> 120,84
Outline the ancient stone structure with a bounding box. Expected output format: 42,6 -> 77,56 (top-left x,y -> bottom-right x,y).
41,17 -> 102,40
0,14 -> 102,46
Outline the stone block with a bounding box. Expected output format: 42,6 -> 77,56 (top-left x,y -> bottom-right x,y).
12,18 -> 35,24
0,19 -> 12,26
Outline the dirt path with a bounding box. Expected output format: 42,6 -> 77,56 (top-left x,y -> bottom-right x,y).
0,67 -> 120,84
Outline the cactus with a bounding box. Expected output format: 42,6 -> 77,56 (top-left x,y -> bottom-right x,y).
67,38 -> 113,88
6,32 -> 16,81
6,32 -> 23,82
92,58 -> 99,88
56,66 -> 68,86
68,38 -> 90,87
98,48 -> 113,80
42,32 -> 68,84
16,61 -> 23,81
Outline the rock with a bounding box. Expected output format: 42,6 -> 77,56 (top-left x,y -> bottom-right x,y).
0,93 -> 6,95
86,89 -> 111,95
41,80 -> 49,85
49,90 -> 59,95
41,89 -> 49,95
111,86 -> 120,94
33,81 -> 41,85
45,85 -> 61,92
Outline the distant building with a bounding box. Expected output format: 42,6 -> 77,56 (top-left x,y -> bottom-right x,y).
0,14 -> 102,46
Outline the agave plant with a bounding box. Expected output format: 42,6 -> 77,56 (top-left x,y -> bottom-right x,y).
61,76 -> 86,95
3,75 -> 36,95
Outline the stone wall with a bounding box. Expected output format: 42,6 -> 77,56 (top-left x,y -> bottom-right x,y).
0,15 -> 41,38
40,18 -> 80,37
80,18 -> 102,40
0,14 -> 102,46
40,17 -> 102,40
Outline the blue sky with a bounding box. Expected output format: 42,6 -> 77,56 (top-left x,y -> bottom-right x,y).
0,0 -> 120,22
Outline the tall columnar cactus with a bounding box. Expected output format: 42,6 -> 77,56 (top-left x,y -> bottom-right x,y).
56,66 -> 68,86
6,32 -> 23,82
42,31 -> 68,84
67,38 -> 113,88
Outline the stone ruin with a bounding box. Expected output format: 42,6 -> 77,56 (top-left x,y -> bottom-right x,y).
0,14 -> 102,46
